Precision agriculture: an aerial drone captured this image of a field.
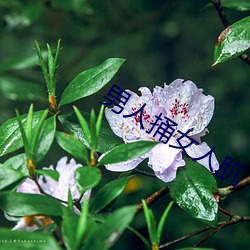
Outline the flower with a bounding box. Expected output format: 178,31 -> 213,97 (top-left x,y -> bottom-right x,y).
11,157 -> 90,231
103,79 -> 219,182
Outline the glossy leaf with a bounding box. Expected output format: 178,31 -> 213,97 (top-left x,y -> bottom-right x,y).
4,153 -> 28,175
75,167 -> 102,194
0,228 -> 60,250
83,205 -> 137,250
168,160 -> 218,227
59,58 -> 125,106
0,111 -> 44,157
221,0 -> 250,11
59,113 -> 123,153
0,76 -> 46,102
56,131 -> 89,165
213,16 -> 250,65
0,164 -> 27,190
97,141 -> 158,166
36,116 -> 56,162
91,176 -> 132,213
0,192 -> 65,216
36,169 -> 59,181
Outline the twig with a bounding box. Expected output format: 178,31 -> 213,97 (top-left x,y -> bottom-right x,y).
193,216 -> 250,247
136,186 -> 169,215
211,0 -> 250,66
218,176 -> 250,198
218,206 -> 235,218
160,216 -> 250,249
134,169 -> 156,178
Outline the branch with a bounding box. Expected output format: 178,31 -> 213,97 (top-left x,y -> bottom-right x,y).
134,169 -> 156,178
211,0 -> 250,66
159,216 -> 250,249
136,186 -> 169,215
218,176 -> 250,199
193,216 -> 250,247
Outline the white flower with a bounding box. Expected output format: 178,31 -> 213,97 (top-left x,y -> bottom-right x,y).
12,157 -> 90,231
103,79 -> 219,182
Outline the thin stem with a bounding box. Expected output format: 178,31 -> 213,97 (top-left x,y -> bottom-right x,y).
136,186 -> 169,215
193,216 -> 250,247
210,0 -> 250,66
218,176 -> 250,198
134,169 -> 156,178
218,206 -> 235,218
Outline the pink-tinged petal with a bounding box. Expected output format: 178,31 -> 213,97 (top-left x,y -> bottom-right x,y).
185,142 -> 219,173
148,140 -> 185,182
16,178 -> 40,194
154,79 -> 214,135
105,156 -> 146,172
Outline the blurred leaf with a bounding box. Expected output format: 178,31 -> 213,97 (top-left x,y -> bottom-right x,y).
59,113 -> 123,153
0,111 -> 44,157
176,248 -> 216,250
83,205 -> 137,250
36,116 -> 56,162
213,16 -> 250,65
168,160 -> 218,227
0,76 -> 45,102
52,0 -> 93,14
221,0 -> 250,11
0,228 -> 60,250
0,51 -> 47,74
97,141 -> 158,166
59,58 -> 125,106
91,176 -> 132,213
0,0 -> 21,8
0,164 -> 27,190
56,131 -> 89,165
0,192 -> 65,216
62,215 -> 80,250
75,167 -> 102,194
36,169 -> 59,181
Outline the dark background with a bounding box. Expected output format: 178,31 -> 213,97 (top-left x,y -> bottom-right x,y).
0,0 -> 249,249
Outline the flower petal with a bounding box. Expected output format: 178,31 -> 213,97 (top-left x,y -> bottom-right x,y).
16,178 -> 40,194
148,140 -> 185,182
186,142 -> 219,173
155,79 -> 214,135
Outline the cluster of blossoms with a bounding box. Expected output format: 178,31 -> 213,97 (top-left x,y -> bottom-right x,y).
103,79 -> 219,182
11,157 -> 89,231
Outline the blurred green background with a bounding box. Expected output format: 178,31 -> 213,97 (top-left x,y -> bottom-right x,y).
0,0 -> 249,249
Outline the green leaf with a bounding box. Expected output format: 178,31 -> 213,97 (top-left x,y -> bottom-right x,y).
36,169 -> 59,181
0,228 -> 60,250
59,58 -> 125,106
97,141 -> 159,166
83,205 -> 137,250
73,106 -> 91,147
0,76 -> 46,102
36,116 -> 56,162
0,111 -> 44,157
96,105 -> 105,140
59,112 -> 123,153
213,16 -> 250,65
142,200 -> 157,245
56,131 -> 89,165
0,164 -> 27,190
157,201 -> 174,244
221,0 -> 250,11
4,154 -> 28,175
75,167 -> 102,194
89,108 -> 97,150
91,176 -> 132,213
0,192 -> 65,216
168,160 -> 218,227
